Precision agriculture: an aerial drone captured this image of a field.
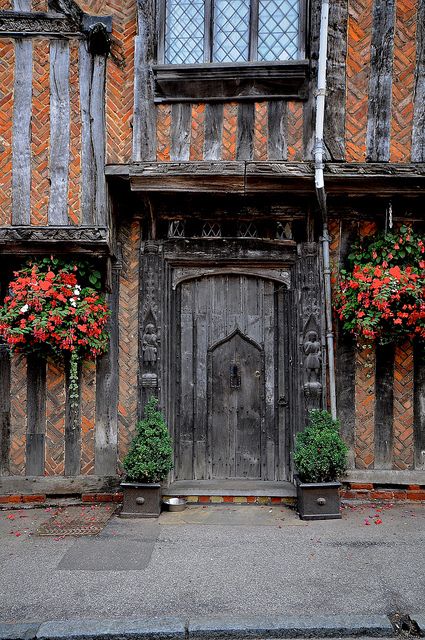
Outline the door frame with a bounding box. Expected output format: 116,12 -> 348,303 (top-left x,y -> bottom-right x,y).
137,238 -> 325,483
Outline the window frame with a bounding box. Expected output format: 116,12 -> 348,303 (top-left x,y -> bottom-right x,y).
157,0 -> 308,65
154,0 -> 310,102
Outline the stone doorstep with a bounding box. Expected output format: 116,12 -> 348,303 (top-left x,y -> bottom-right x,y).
2,482 -> 425,508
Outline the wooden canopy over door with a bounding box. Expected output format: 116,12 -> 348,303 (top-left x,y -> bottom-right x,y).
174,273 -> 289,481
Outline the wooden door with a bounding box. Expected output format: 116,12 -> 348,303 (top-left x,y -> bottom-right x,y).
209,331 -> 263,479
175,274 -> 288,481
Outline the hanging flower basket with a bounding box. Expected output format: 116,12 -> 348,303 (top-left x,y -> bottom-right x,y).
0,257 -> 110,424
334,226 -> 425,344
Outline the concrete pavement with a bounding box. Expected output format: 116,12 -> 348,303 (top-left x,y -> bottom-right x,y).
0,502 -> 424,637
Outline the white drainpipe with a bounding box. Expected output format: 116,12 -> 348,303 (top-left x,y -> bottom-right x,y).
314,0 -> 337,419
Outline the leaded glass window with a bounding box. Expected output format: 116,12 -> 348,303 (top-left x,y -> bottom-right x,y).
162,0 -> 302,64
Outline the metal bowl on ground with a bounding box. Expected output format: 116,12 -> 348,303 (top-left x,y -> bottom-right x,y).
163,497 -> 187,512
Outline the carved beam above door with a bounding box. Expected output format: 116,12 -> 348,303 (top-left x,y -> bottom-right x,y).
106,162 -> 425,196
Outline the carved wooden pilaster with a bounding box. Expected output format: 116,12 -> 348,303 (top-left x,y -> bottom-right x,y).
138,240 -> 164,416
297,242 -> 325,424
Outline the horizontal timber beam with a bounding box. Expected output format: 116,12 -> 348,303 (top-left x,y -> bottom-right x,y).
0,475 -> 120,496
0,10 -> 112,38
105,162 -> 425,196
0,226 -> 111,255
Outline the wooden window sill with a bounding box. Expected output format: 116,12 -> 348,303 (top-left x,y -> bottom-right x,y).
153,60 -> 309,103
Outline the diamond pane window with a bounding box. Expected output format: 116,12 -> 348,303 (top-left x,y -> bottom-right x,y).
165,0 -> 205,64
213,0 -> 250,63
162,0 -> 302,65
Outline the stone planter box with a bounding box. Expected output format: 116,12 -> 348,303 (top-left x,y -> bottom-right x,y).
296,479 -> 342,520
120,482 -> 161,518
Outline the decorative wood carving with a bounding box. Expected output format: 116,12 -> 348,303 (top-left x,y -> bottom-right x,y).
0,12 -> 78,36
139,241 -> 163,412
297,243 -> 325,419
171,266 -> 291,291
0,226 -> 109,245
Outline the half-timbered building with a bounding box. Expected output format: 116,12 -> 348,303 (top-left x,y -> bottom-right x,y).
0,0 -> 424,501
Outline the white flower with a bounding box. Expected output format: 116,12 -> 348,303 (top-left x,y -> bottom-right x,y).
73,288 -> 80,297
70,298 -> 77,308
19,304 -> 29,314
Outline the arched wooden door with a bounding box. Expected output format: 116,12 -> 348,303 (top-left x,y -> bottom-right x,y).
175,273 -> 289,481
208,330 -> 263,479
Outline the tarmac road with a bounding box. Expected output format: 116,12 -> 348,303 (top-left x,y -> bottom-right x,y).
0,501 -> 424,633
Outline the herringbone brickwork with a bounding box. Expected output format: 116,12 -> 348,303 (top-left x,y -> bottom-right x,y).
355,339 -> 375,468
354,222 -> 377,469
31,39 -> 50,226
393,341 -> 414,469
68,40 -> 81,225
190,104 -> 205,161
254,102 -> 268,161
79,1 -> 136,163
32,0 -> 47,10
0,0 -> 11,7
45,360 -> 65,476
287,101 -> 303,160
156,104 -> 171,161
118,221 -> 140,462
222,103 -> 238,160
345,0 -> 373,161
0,40 -> 14,226
390,0 -> 417,162
80,361 -> 96,475
9,356 -> 27,476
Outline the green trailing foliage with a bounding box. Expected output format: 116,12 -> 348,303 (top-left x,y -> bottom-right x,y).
294,410 -> 348,483
123,396 -> 173,483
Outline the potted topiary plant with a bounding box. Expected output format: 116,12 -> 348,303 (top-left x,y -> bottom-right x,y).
293,410 -> 348,520
120,396 -> 173,518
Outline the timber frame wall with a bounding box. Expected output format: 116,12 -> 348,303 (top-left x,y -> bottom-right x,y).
0,0 -> 424,494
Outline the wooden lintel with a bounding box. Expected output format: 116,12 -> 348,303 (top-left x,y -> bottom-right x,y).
110,161 -> 425,195
0,10 -> 80,36
0,226 -> 110,255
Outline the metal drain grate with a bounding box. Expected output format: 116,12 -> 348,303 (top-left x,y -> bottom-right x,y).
36,504 -> 116,537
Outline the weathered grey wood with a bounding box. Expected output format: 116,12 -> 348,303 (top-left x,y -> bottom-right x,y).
414,340 -> 425,469
335,221 -> 357,467
303,0 -> 321,159
412,0 -> 425,161
0,11 -> 80,36
366,0 -> 396,162
91,55 -> 107,226
325,0 -> 348,160
204,104 -> 224,161
79,42 -> 95,225
95,263 -> 119,476
268,101 -> 288,160
25,355 -> 46,476
133,0 -> 156,161
210,332 -> 262,479
12,38 -> 32,225
48,39 -> 70,225
374,342 -> 395,469
236,103 -> 255,161
0,474 -> 120,495
0,346 -> 11,476
170,104 -> 192,161
64,360 -> 81,476
175,273 -> 287,482
153,61 -> 309,102
13,0 -> 30,10
48,0 -> 84,26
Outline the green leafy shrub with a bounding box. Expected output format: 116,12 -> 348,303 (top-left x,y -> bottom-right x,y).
123,397 -> 173,483
294,410 -> 348,483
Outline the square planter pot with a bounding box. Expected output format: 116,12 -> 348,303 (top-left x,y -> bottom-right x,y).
296,479 -> 342,520
120,482 -> 161,518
